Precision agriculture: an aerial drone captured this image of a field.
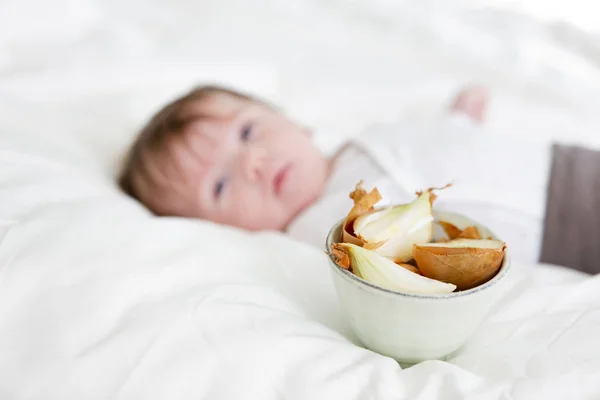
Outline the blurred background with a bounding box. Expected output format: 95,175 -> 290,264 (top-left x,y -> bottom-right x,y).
1,0 -> 599,175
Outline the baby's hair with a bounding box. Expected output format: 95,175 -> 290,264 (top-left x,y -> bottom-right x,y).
118,85 -> 260,215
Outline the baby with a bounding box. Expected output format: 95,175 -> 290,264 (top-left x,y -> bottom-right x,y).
119,85 -> 599,273
119,86 -> 329,232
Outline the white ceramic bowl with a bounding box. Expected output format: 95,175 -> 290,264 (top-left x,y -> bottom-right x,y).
325,210 -> 511,365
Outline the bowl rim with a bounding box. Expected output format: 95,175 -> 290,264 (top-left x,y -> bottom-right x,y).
325,212 -> 511,300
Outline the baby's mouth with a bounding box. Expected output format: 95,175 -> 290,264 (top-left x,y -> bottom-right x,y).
273,164 -> 292,196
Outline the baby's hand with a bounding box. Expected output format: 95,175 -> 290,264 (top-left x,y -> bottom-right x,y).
449,86 -> 488,123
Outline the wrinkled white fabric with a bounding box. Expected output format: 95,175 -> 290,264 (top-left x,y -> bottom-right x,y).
0,131 -> 599,400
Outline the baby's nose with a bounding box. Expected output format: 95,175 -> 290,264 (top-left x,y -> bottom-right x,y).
242,146 -> 267,182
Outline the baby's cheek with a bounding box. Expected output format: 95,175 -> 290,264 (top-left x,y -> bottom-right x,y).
227,194 -> 278,231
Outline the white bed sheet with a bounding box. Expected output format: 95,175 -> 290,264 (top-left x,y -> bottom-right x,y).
1,0 -> 600,398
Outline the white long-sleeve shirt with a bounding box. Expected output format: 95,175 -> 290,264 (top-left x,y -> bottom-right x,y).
287,114 -> 552,264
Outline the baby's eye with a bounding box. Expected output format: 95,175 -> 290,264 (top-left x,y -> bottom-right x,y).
240,123 -> 252,141
214,178 -> 227,199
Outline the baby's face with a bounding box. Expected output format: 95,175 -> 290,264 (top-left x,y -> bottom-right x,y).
168,93 -> 329,231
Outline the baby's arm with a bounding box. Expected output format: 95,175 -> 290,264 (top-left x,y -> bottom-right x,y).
414,113 -> 552,209
413,85 -> 551,208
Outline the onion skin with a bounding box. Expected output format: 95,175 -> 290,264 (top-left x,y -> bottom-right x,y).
439,221 -> 462,240
439,222 -> 482,240
413,241 -> 506,290
342,183 -> 381,246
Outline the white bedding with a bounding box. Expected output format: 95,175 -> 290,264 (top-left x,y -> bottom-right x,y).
1,0 -> 600,398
